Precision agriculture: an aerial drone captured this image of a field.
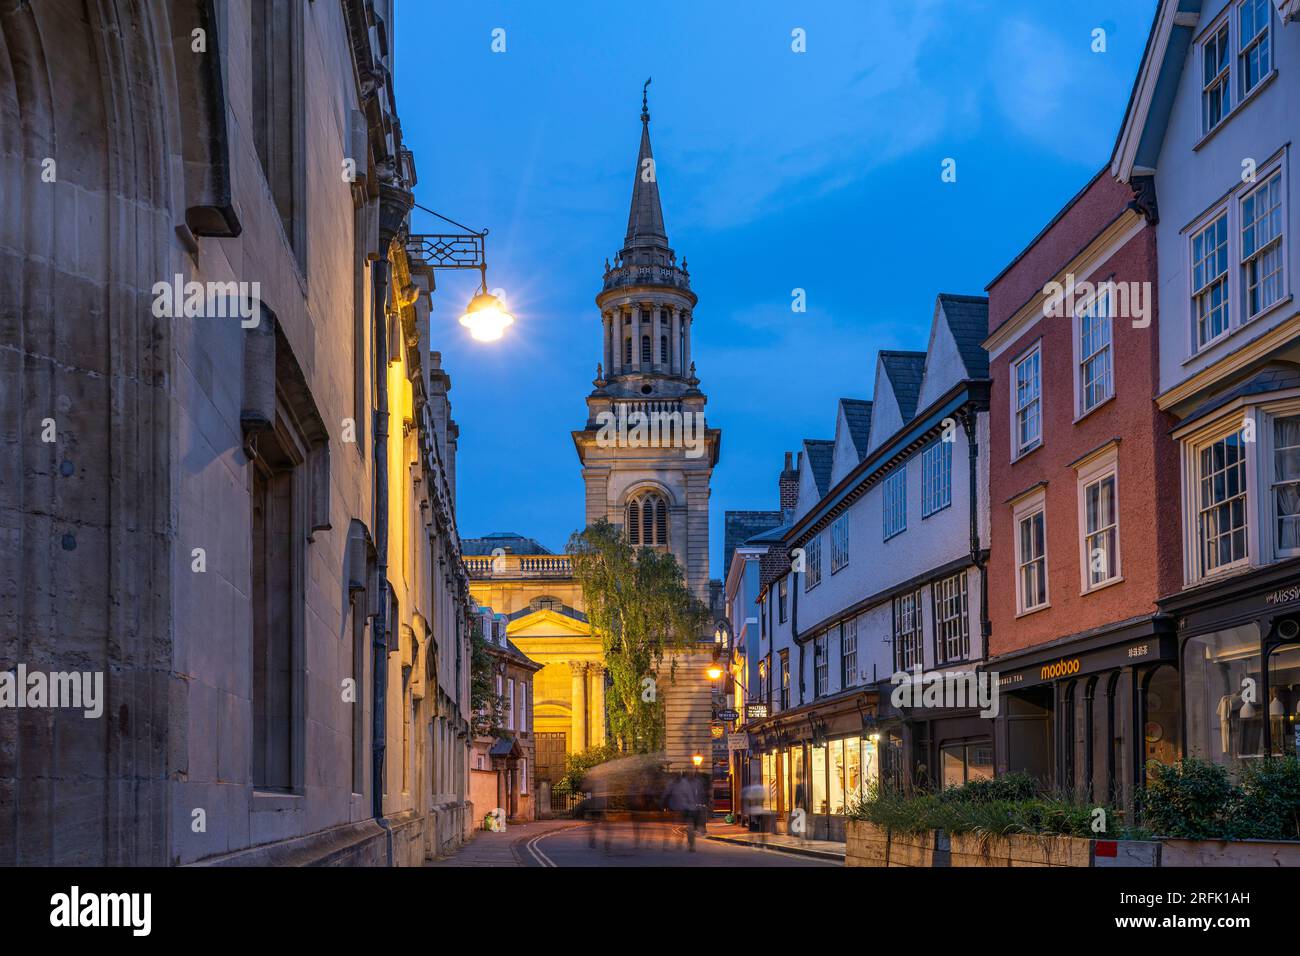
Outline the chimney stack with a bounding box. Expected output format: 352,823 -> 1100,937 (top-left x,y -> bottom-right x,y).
779,451 -> 799,522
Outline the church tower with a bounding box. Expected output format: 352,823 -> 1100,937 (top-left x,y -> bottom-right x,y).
572,88 -> 721,602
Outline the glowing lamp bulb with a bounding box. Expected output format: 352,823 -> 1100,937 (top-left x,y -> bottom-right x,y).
458,291 -> 514,342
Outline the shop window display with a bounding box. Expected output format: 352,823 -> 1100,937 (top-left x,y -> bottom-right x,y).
1183,625 -> 1264,769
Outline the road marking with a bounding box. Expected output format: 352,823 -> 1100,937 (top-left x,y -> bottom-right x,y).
526,825 -> 582,867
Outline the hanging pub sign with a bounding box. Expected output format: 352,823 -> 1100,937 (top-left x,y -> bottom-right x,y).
716,708 -> 739,722
744,703 -> 769,719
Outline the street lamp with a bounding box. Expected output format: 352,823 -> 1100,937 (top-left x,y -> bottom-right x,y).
692,753 -> 704,768
706,663 -> 723,681
407,203 -> 513,343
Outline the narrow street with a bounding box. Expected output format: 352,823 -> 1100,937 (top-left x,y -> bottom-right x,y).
430,820 -> 838,868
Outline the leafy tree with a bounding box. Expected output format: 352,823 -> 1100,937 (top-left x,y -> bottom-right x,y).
568,519 -> 708,754
469,618 -> 505,738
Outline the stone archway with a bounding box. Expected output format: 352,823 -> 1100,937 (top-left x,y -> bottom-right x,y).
0,0 -> 224,864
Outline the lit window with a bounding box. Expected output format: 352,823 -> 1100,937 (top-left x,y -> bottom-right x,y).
883,466 -> 907,539
1202,21 -> 1231,134
921,439 -> 952,517
1192,212 -> 1230,348
1241,170 -> 1284,320
933,573 -> 969,663
1013,347 -> 1042,456
778,577 -> 788,622
1078,293 -> 1113,415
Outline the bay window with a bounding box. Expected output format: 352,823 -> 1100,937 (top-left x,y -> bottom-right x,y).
1241,170 -> 1284,320
1192,211 -> 1230,349
1196,426 -> 1249,576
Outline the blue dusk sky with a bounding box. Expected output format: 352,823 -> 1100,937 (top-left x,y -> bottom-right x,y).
394,0 -> 1158,572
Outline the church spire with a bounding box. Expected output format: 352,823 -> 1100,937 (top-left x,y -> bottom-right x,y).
623,78 -> 668,255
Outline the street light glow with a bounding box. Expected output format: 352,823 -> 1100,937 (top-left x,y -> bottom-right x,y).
706,664 -> 723,681
458,290 -> 514,342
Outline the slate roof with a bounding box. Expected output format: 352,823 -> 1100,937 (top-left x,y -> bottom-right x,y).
803,439 -> 835,497
839,399 -> 873,461
879,351 -> 927,421
937,294 -> 990,379
461,532 -> 553,556
723,510 -> 783,580
1178,363 -> 1300,430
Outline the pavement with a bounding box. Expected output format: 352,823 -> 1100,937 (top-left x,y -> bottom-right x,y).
702,820 -> 847,863
427,818 -> 841,867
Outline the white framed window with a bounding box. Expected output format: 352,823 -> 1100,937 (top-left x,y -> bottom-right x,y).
814,634 -> 828,697
520,758 -> 527,794
883,466 -> 907,539
1076,291 -> 1113,416
1194,424 -> 1250,577
932,572 -> 969,664
1013,492 -> 1048,614
893,590 -> 924,672
506,678 -> 515,730
1202,19 -> 1232,135
1192,211 -> 1231,350
1272,414 -> 1300,558
804,535 -> 822,591
778,577 -> 788,622
1012,345 -> 1042,457
1081,468 -> 1121,591
1238,0 -> 1272,98
1241,169 -> 1284,321
831,514 -> 850,573
841,618 -> 858,686
921,439 -> 952,517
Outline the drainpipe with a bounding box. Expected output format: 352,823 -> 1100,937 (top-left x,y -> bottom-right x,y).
792,568 -> 804,705
371,182 -> 414,862
961,410 -> 991,648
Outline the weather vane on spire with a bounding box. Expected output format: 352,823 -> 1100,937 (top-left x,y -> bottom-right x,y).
642,76 -> 651,122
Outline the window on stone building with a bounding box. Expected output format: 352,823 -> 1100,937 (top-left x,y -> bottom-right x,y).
883,466 -> 907,539
624,335 -> 632,365
933,572 -> 969,664
779,650 -> 790,710
641,335 -> 652,365
627,491 -> 668,546
831,514 -> 850,573
1242,170 -> 1284,320
1012,345 -> 1042,457
251,416 -> 307,793
921,439 -> 952,517
1202,20 -> 1231,135
893,590 -> 924,672
1077,292 -> 1113,416
1238,0 -> 1271,98
841,618 -> 858,687
660,334 -> 668,363
251,0 -> 305,266
1193,211 -> 1230,349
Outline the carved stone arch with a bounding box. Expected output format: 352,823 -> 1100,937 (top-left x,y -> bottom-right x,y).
1,0 -> 182,865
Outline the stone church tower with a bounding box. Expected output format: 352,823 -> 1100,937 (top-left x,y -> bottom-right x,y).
572,91 -> 721,602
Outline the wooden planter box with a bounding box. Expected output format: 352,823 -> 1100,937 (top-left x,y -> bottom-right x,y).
846,820 -> 1161,868
1160,838 -> 1300,866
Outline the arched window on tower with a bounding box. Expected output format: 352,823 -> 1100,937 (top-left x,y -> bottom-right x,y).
624,336 -> 632,365
641,335 -> 652,365
626,491 -> 669,547
660,335 -> 668,364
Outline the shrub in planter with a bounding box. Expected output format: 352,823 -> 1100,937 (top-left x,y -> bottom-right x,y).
1142,758 -> 1236,839
1232,757 -> 1300,840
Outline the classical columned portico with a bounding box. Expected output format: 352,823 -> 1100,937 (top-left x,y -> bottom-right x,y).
569,661 -> 589,752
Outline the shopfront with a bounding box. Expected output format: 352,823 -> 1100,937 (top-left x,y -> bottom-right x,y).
1164,559 -> 1300,774
746,689 -> 879,841
985,618 -> 1179,811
